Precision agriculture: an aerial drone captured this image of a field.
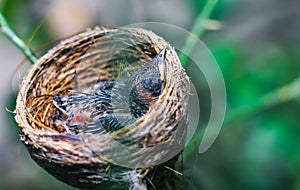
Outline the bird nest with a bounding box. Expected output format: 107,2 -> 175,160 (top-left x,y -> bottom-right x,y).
15,26 -> 189,189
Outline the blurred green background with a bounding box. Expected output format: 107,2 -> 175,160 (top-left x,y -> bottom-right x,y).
1,0 -> 300,189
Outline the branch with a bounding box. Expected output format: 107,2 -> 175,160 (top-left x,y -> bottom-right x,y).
226,77 -> 300,123
0,11 -> 37,64
179,0 -> 219,68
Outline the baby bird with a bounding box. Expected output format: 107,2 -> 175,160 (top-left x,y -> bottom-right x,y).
128,51 -> 166,118
53,48 -> 167,134
107,48 -> 166,130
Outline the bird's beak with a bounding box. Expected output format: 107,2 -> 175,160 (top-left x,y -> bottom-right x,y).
158,48 -> 166,81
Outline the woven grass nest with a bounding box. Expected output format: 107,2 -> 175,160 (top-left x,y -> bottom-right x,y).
15,26 -> 190,189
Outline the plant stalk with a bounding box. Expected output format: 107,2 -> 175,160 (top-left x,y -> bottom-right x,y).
0,11 -> 37,64
180,0 -> 219,68
226,77 -> 300,123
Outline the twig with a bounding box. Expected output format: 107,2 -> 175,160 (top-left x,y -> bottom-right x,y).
164,166 -> 183,176
0,11 -> 38,64
179,0 -> 219,68
226,77 -> 300,123
179,0 -> 300,123
184,75 -> 300,158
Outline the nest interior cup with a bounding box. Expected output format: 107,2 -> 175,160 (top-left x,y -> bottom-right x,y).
15,26 -> 190,189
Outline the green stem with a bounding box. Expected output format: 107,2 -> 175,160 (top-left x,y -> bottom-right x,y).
184,77 -> 300,157
179,0 -> 219,68
226,77 -> 300,123
0,11 -> 37,64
